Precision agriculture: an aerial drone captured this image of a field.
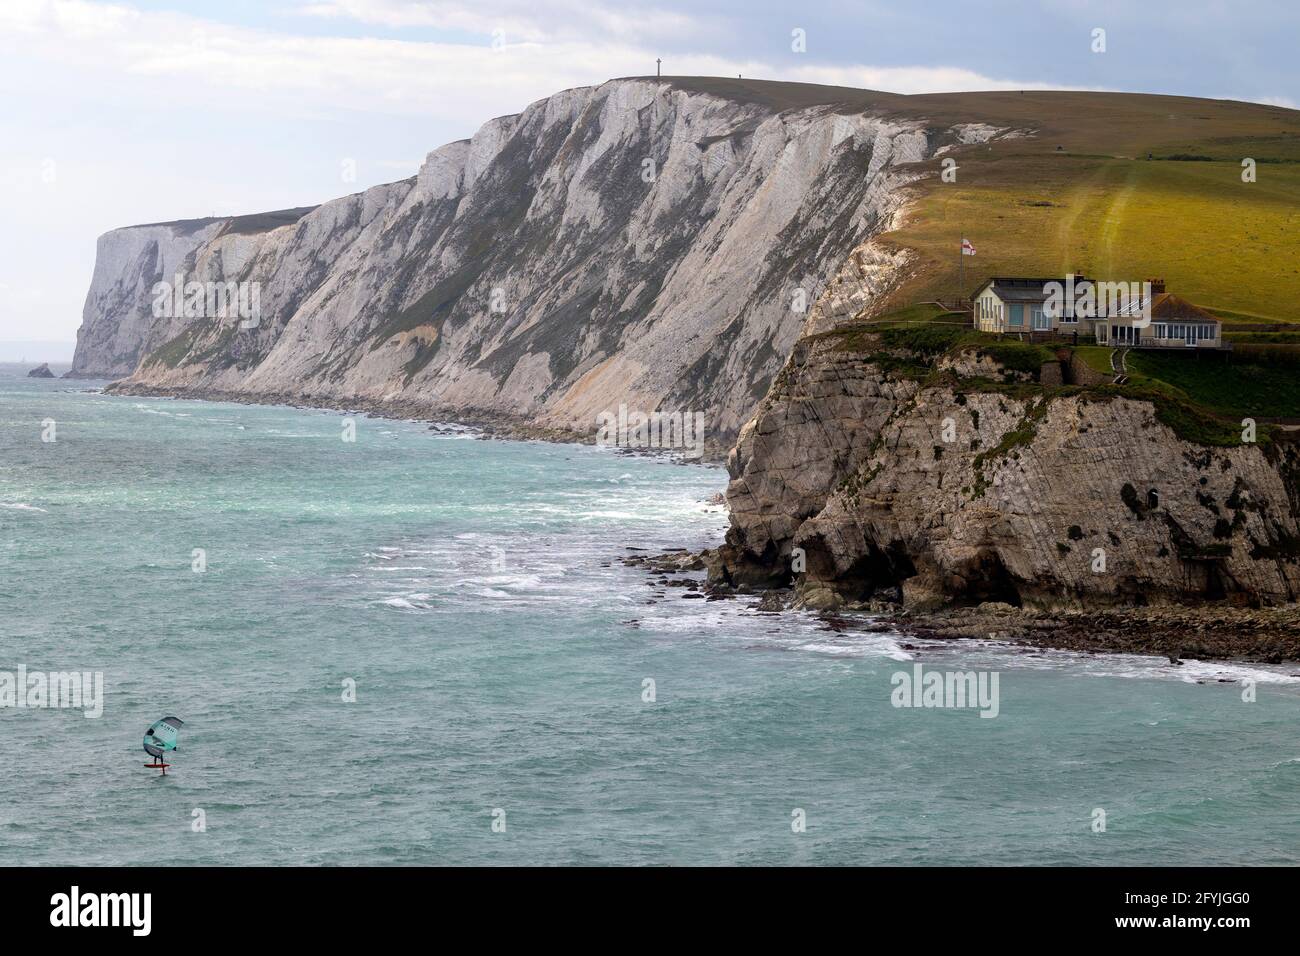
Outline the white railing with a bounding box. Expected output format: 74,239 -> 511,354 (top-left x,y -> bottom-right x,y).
1135,336 -> 1222,349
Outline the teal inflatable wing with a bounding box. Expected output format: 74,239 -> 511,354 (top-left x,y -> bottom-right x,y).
144,716 -> 184,759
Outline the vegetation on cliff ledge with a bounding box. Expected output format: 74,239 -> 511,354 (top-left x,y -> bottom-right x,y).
819,320 -> 1281,449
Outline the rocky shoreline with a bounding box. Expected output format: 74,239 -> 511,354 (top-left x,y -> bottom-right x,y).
625,550 -> 1300,665
887,602 -> 1300,665
104,382 -> 1300,665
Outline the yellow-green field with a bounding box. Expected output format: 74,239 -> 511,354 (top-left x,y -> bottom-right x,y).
871,91 -> 1300,323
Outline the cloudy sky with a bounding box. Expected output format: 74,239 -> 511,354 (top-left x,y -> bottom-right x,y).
1,0 -> 1296,355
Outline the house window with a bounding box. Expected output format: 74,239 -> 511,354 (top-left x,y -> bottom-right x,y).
1031,307 -> 1050,330
1154,324 -> 1167,338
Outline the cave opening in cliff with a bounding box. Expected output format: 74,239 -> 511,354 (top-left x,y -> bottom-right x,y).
963,553 -> 1024,607
1182,557 -> 1229,601
799,536 -> 919,603
1205,564 -> 1227,601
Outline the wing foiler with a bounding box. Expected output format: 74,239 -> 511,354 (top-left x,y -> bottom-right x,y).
143,716 -> 184,774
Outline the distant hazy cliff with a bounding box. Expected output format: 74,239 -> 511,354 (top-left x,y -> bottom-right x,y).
74,77 -> 1004,443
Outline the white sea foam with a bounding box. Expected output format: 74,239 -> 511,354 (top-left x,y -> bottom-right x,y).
1171,658 -> 1300,686
0,502 -> 47,513
889,632 -> 1300,689
799,640 -> 911,660
380,596 -> 432,611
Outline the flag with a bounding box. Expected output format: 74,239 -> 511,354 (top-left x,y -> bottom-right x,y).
961,238 -> 976,256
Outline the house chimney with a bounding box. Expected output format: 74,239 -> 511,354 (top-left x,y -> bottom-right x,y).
1148,277 -> 1166,294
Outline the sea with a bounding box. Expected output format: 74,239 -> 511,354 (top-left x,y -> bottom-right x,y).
2,363 -> 1298,865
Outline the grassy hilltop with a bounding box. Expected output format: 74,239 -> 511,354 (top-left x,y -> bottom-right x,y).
873,90 -> 1300,323
656,79 -> 1300,429
655,79 -> 1299,324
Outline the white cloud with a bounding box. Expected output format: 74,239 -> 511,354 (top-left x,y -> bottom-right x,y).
774,63 -> 1099,95
1254,95 -> 1299,110
0,0 -> 1080,135
297,0 -> 704,43
12,0 -> 1286,343
299,0 -> 530,32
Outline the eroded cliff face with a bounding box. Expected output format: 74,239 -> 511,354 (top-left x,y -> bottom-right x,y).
714,332 -> 1300,610
72,207 -> 319,378
74,219 -> 227,378
76,78 -> 1002,445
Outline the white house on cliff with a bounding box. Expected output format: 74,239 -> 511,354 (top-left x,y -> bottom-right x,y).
971,276 -> 1224,349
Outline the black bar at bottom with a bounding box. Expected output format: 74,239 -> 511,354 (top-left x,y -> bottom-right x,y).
0,866 -> 1280,941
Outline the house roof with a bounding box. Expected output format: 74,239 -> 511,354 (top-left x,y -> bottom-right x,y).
1150,293 -> 1220,323
973,276 -> 1094,302
971,277 -> 1221,325
1111,293 -> 1220,324
993,287 -> 1062,303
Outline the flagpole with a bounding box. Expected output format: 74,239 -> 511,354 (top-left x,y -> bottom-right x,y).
959,230 -> 964,304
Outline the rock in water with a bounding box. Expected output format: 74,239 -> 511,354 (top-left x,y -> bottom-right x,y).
27,363 -> 55,378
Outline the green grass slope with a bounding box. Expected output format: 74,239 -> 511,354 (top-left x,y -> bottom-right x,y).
871,91 -> 1300,322
642,80 -> 1299,322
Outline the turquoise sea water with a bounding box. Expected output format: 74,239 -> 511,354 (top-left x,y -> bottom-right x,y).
2,363 -> 1299,865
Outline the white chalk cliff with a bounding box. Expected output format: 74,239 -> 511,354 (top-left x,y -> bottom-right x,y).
74,78 -> 1001,445
74,77 -> 1300,608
